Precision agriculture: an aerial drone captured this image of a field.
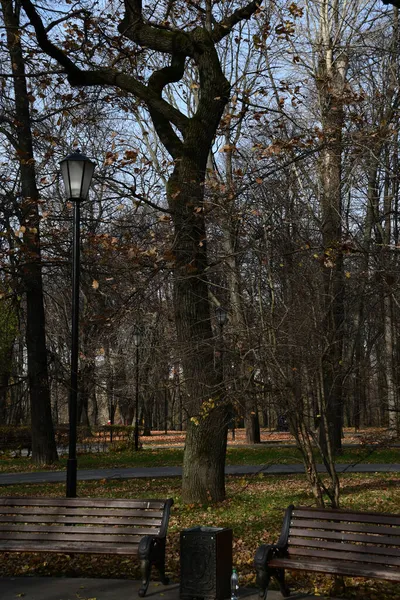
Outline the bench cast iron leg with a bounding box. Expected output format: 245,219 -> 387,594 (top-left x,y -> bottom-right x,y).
273,568 -> 290,598
255,545 -> 290,600
155,547 -> 169,586
139,558 -> 151,597
138,535 -> 169,596
254,546 -> 271,600
138,536 -> 156,597
256,573 -> 270,600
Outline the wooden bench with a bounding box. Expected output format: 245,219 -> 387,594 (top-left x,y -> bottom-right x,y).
254,504 -> 400,598
0,496 -> 173,597
0,429 -> 32,456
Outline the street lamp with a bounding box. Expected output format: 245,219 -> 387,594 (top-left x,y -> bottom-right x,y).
60,149 -> 95,498
133,325 -> 143,451
215,305 -> 228,329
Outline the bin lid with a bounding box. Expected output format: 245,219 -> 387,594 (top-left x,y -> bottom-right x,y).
181,526 -> 230,533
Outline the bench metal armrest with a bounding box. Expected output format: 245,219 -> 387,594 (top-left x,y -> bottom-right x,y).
254,543 -> 284,569
138,535 -> 166,561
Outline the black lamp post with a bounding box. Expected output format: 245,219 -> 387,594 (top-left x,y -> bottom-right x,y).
60,149 -> 95,498
133,326 -> 143,451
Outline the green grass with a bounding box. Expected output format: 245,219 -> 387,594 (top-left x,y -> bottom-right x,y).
0,472 -> 399,599
226,444 -> 400,465
0,444 -> 399,473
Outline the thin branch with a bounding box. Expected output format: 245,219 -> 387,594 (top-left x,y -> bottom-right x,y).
45,10 -> 88,33
212,1 -> 261,43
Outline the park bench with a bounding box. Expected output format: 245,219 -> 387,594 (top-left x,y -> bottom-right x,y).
0,428 -> 31,456
254,504 -> 400,598
0,496 -> 173,597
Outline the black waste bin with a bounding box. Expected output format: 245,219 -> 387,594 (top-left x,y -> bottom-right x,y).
180,526 -> 232,600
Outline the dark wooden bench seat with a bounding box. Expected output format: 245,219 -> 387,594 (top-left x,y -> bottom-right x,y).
254,504 -> 400,598
0,496 -> 173,597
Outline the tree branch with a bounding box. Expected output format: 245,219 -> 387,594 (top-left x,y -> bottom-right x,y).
45,10 -> 88,34
146,53 -> 187,157
118,0 -> 194,56
20,0 -> 189,133
0,126 -> 18,149
0,113 -> 16,129
20,0 -> 83,79
212,0 -> 261,43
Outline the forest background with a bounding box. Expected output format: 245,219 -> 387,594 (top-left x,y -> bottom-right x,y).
1,0 -> 400,508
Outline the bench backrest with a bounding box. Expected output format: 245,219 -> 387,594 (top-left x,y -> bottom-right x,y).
0,496 -> 173,554
281,505 -> 400,572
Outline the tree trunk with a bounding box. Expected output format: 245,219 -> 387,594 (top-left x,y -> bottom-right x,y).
79,359 -> 94,427
168,155 -> 229,502
316,41 -> 347,455
2,0 -> 57,464
245,405 -> 261,444
382,149 -> 399,433
0,300 -> 17,423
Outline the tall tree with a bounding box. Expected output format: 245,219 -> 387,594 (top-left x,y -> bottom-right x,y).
315,0 -> 348,454
21,0 -> 261,501
1,0 -> 58,463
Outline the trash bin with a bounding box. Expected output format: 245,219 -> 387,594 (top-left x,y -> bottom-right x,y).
180,526 -> 232,600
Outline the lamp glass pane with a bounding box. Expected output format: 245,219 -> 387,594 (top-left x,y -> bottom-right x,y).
133,332 -> 142,347
215,306 -> 228,326
60,160 -> 72,198
67,160 -> 85,199
80,161 -> 96,199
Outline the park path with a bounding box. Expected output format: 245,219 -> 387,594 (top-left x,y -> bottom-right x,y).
0,577 -> 342,600
0,462 -> 399,486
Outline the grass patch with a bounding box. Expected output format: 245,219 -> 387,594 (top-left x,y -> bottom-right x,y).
0,472 -> 399,599
0,444 -> 399,474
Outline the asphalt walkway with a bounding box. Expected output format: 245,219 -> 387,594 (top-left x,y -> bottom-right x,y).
0,463 -> 399,486
0,577 -> 339,600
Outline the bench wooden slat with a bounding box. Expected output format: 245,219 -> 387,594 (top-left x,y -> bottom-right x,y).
0,531 -> 145,543
292,508 -> 400,527
288,546 -> 400,567
287,535 -> 400,556
0,497 -> 166,509
289,527 -> 400,546
0,525 -> 160,536
0,506 -> 164,518
269,558 -> 400,582
291,518 -> 400,537
0,515 -> 162,526
1,527 -> 154,544
0,540 -> 140,554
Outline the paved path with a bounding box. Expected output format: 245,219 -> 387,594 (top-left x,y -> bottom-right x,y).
0,577 -> 337,600
0,463 -> 399,486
